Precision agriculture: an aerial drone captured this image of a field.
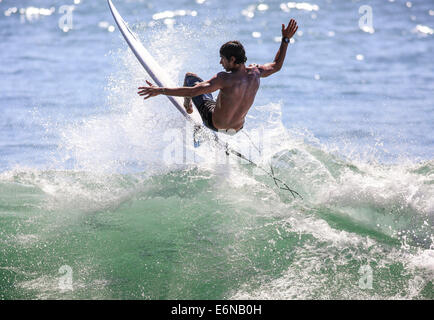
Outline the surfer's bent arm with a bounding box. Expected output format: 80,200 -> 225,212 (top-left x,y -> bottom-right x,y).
138,74 -> 223,99
258,19 -> 298,78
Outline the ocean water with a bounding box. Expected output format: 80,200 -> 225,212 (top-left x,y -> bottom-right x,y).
0,0 -> 433,299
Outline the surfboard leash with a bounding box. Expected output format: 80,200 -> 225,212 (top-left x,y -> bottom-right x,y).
239,130 -> 303,200
194,126 -> 302,200
222,141 -> 303,200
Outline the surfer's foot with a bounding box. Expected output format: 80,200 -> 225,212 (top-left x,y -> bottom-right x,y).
184,97 -> 193,114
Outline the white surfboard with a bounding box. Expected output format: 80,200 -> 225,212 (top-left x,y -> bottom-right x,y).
107,0 -> 203,125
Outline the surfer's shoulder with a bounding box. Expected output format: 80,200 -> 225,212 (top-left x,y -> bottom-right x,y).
205,72 -> 227,90
246,64 -> 261,76
214,72 -> 230,84
247,63 -> 260,69
216,71 -> 228,78
209,72 -> 226,80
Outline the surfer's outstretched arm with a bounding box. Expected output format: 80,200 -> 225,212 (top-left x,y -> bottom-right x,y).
138,74 -> 223,100
258,19 -> 298,78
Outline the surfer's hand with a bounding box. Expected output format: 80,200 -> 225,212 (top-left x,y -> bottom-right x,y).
282,19 -> 298,39
138,80 -> 162,99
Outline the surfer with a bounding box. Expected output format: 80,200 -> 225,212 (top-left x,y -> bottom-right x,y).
138,19 -> 298,133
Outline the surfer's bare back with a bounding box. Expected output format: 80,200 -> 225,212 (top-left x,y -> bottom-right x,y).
138,19 -> 298,133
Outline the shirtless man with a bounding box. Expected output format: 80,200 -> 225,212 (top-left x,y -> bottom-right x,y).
138,19 -> 298,133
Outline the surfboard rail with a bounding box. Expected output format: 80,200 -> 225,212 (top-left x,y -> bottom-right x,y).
107,0 -> 202,124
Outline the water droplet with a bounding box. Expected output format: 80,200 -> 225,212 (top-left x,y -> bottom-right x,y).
252,31 -> 261,38
257,4 -> 269,11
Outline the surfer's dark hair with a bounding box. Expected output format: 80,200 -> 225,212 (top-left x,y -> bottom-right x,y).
220,41 -> 247,64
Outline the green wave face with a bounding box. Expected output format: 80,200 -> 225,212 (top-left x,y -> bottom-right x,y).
0,146 -> 432,300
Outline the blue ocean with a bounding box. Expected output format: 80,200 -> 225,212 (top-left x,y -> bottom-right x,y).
0,0 -> 433,299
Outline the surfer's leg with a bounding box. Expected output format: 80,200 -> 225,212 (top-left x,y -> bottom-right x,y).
183,73 -> 217,131
200,100 -> 218,131
182,74 -> 194,114
184,73 -> 214,106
